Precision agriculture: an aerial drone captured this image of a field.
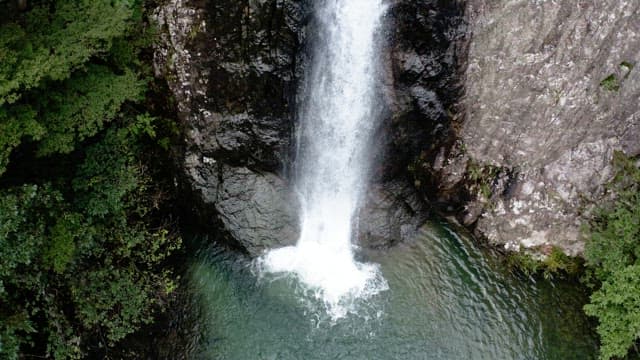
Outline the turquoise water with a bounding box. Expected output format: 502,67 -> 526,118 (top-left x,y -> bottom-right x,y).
185,220 -> 597,359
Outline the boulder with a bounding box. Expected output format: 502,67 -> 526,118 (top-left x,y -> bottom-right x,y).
358,181 -> 428,249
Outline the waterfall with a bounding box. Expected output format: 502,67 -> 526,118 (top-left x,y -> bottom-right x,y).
260,0 -> 388,318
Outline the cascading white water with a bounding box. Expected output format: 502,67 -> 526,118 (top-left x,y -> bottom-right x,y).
260,0 -> 388,318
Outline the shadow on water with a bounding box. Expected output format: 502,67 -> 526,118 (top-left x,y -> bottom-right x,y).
179,219 -> 597,360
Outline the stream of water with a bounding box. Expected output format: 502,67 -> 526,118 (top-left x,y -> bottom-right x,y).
260,0 -> 388,318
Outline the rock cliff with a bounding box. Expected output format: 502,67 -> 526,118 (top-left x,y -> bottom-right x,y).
427,0 -> 640,256
153,0 -> 442,254
154,0 -> 303,254
154,0 -> 638,257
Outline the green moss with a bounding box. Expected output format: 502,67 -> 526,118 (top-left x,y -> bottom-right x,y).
545,247 -> 583,275
465,160 -> 503,201
620,61 -> 634,71
505,250 -> 543,276
188,21 -> 203,41
600,74 -> 620,92
506,246 -> 584,280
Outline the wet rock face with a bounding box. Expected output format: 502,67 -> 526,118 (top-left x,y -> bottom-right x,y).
354,0 -> 466,249
357,181 -> 428,249
378,0 -> 466,182
215,166 -> 299,255
154,0 -> 304,255
434,0 -> 640,255
203,0 -> 303,169
156,0 -> 640,258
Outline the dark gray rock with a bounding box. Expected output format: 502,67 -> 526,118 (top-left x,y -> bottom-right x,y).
154,0 -> 304,255
153,0 -> 464,254
357,0 -> 465,248
410,86 -> 445,120
358,181 -> 428,249
216,166 -> 299,255
378,0 -> 640,257
376,0 -> 466,183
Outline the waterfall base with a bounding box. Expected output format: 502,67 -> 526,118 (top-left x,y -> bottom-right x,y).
187,221 -> 597,359
258,243 -> 388,319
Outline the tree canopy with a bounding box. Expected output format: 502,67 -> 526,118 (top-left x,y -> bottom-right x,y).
0,1 -> 181,358
584,152 -> 640,360
0,0 -> 145,174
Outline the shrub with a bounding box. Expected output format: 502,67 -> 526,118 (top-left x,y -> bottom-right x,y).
584,152 -> 640,359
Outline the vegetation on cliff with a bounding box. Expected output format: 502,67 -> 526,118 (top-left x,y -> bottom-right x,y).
0,0 -> 180,358
584,152 -> 640,360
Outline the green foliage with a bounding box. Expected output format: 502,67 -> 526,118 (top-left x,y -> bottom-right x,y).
0,1 -> 181,358
37,65 -> 145,156
73,268 -> 154,345
506,246 -> 583,280
0,311 -> 35,360
466,160 -> 503,200
73,127 -> 142,219
44,213 -> 83,274
584,152 -> 640,359
0,124 -> 180,359
545,247 -> 582,275
600,74 -> 621,92
0,0 -> 135,105
0,0 -> 148,175
584,265 -> 640,360
0,104 -> 43,172
0,184 -> 68,358
505,250 -> 544,275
